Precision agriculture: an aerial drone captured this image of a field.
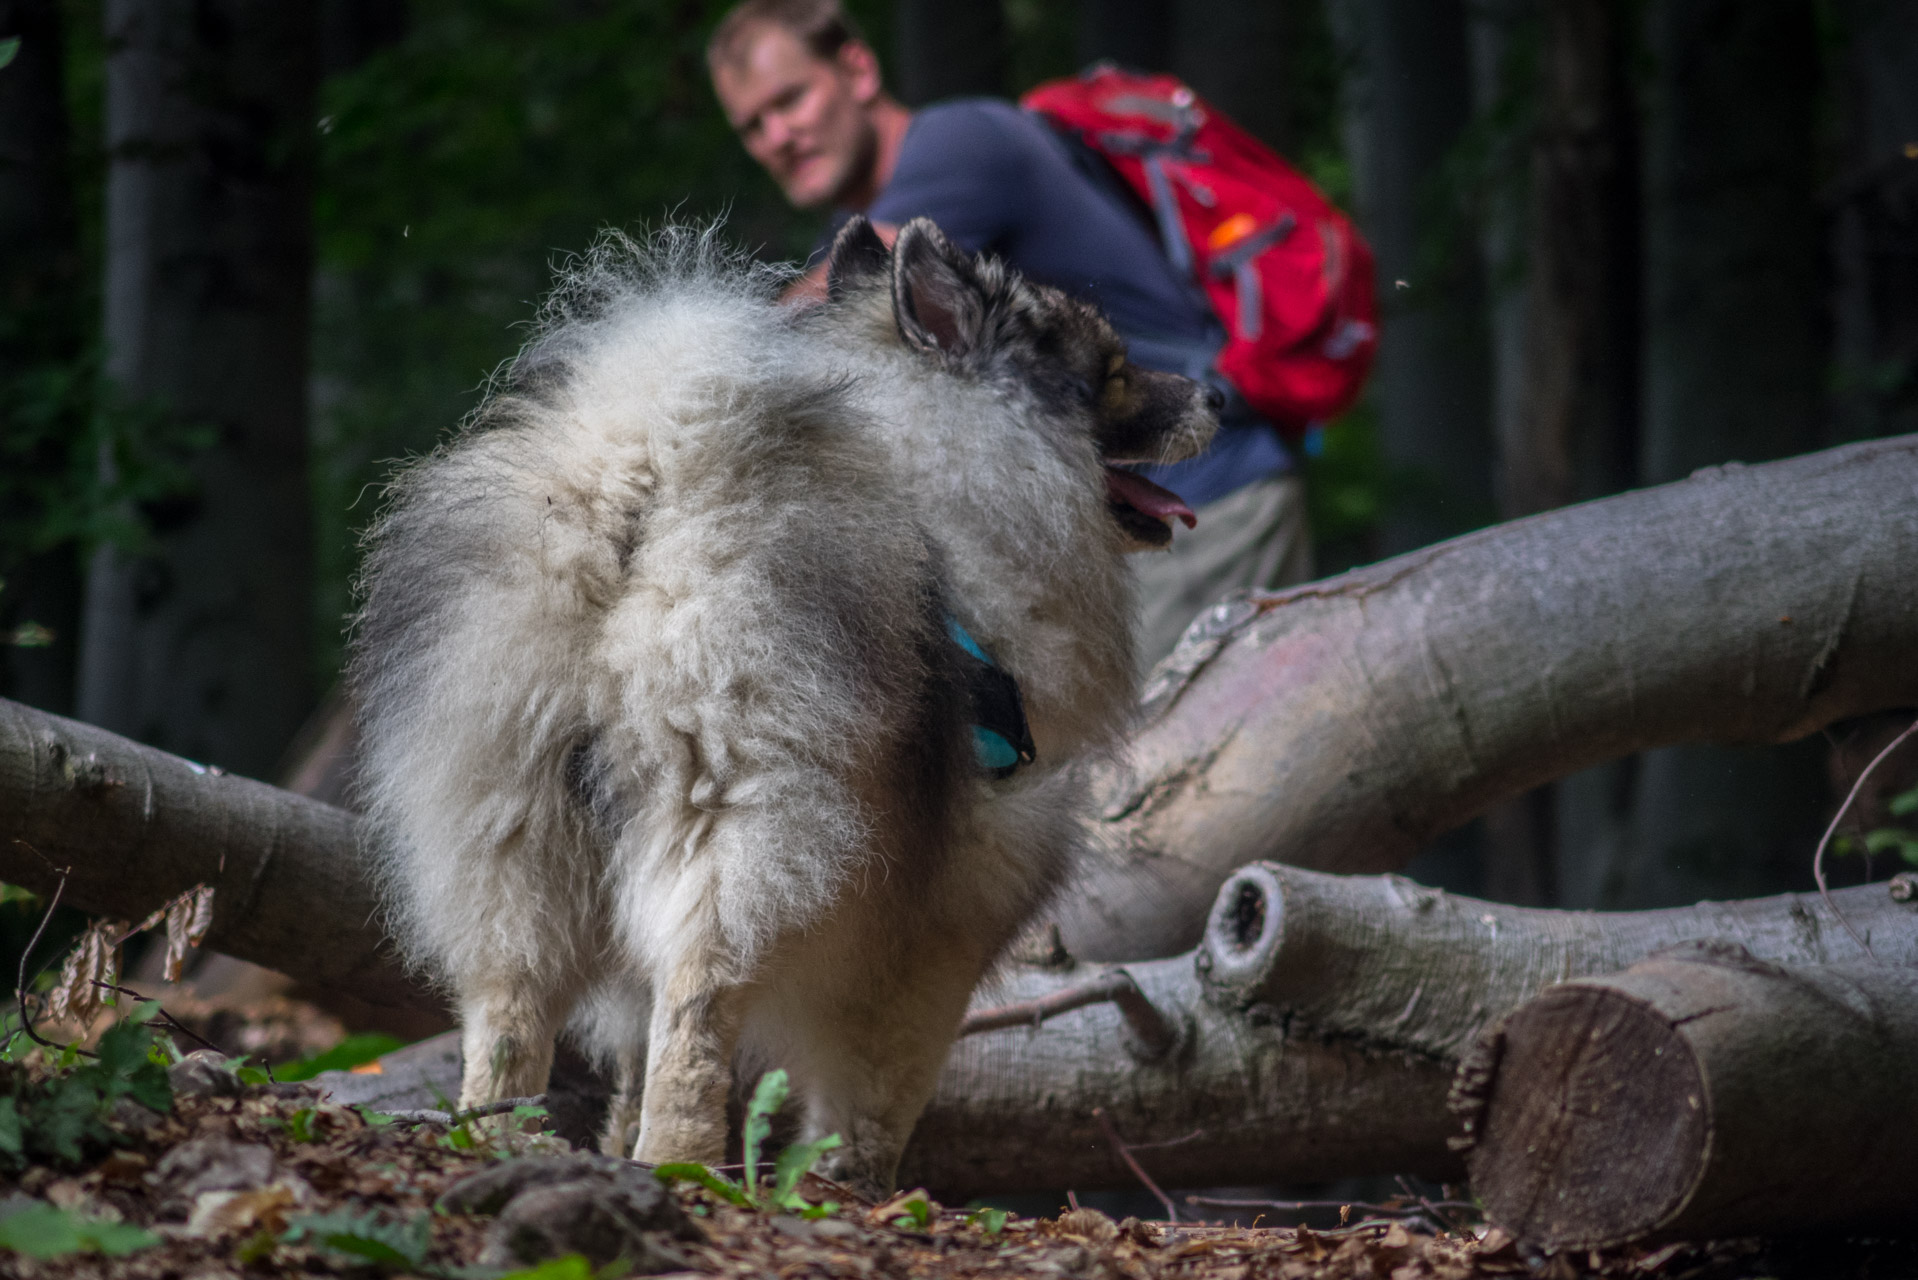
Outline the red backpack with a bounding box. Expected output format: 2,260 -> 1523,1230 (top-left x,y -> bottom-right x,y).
1023,66 -> 1378,437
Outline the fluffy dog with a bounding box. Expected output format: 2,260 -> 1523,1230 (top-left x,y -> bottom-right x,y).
351,216 -> 1215,1194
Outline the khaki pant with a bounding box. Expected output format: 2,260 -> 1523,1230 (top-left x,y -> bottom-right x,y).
1129,475 -> 1314,676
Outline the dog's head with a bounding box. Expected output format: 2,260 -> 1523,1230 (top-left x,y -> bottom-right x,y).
825,215 -> 1219,549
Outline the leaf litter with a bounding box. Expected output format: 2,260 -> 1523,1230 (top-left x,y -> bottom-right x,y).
1,1025 -> 1901,1280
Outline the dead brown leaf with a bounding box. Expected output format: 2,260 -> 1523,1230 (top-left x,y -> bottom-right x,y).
44,917 -> 128,1025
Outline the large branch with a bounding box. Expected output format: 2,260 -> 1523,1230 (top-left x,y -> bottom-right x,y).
1060,435 -> 1918,960
0,699 -> 426,1013
1451,946 -> 1918,1248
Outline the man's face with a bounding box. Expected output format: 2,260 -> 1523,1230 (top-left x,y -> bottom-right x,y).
712,23 -> 880,209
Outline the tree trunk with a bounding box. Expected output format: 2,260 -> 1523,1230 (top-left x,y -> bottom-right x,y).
1055,436 -> 1918,961
1829,0 -> 1918,445
1331,0 -> 1494,554
76,0 -> 317,781
1076,0 -> 1170,74
1452,945 -> 1918,1249
892,0 -> 1004,107
1168,1 -> 1289,151
0,0 -> 84,717
1579,0 -> 1829,914
0,697 -> 421,1013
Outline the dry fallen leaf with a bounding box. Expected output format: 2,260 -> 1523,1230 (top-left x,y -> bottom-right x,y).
44,916 -> 128,1024
163,884 -> 217,981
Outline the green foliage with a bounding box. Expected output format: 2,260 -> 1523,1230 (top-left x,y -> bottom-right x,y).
0,1199 -> 158,1259
654,1068 -> 839,1217
1833,784 -> 1918,867
308,0 -> 819,678
0,1003 -> 172,1172
275,1031 -> 406,1082
285,1205 -> 433,1270
966,1205 -> 1009,1235
887,1188 -> 934,1230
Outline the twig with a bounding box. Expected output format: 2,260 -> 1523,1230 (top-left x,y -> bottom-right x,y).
960,969 -> 1178,1057
1184,1194 -> 1477,1216
1812,714 -> 1918,959
1126,1128 -> 1206,1152
384,1095 -> 547,1127
1092,1105 -> 1177,1223
88,980 -> 228,1057
1395,1174 -> 1475,1234
10,860 -> 82,1055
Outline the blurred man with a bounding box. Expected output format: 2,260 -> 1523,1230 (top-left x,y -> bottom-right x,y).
708,0 -> 1313,671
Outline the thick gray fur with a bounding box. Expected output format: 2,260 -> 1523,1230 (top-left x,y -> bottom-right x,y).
351,219 -> 1214,1194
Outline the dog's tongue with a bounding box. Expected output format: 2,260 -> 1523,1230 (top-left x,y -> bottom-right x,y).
1105,466 -> 1197,529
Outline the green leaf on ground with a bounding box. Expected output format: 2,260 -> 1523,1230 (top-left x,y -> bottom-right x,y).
0,1200 -> 159,1259
284,1206 -> 431,1269
276,1032 -> 406,1081
653,1162 -> 751,1209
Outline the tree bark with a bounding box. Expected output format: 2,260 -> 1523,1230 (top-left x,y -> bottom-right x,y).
0,698 -> 421,1013
1584,0 -> 1830,915
76,0 -> 317,781
892,0 -> 1004,107
1076,0 -> 1171,75
1829,0 -> 1918,445
1330,0 -> 1494,555
1054,436 -> 1918,961
0,0 -> 85,717
1451,945 -> 1918,1249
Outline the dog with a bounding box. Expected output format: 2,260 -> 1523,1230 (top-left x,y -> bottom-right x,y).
351,215 -> 1216,1195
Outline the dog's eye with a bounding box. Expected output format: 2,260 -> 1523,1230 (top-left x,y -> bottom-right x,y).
1099,373 -> 1127,413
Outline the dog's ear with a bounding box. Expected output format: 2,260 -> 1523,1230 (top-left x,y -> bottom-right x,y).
826,215 -> 890,301
891,218 -> 988,358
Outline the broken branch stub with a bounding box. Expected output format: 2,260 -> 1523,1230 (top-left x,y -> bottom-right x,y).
1061,436 -> 1918,961
1452,944 -> 1918,1249
1193,861 -> 1915,1062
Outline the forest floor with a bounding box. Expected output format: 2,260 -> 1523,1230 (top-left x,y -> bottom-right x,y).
3,993 -> 1913,1279
7,1057 -> 1914,1280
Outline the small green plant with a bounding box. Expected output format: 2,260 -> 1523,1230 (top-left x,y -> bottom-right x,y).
965,1205 -> 1009,1235
284,1206 -> 433,1270
279,1106 -> 321,1143
0,1002 -> 172,1172
496,1255 -> 632,1280
275,1032 -> 406,1082
887,1188 -> 934,1231
1834,784 -> 1918,867
0,1199 -> 158,1260
653,1069 -> 840,1218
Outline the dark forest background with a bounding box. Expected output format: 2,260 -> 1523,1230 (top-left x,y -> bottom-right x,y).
3,0 -> 1916,928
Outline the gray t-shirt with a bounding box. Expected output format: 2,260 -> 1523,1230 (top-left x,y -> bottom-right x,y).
852,98 -> 1290,507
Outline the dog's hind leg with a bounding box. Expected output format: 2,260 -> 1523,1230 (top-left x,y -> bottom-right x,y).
456,966 -> 580,1115
632,940 -> 752,1166
778,932 -> 989,1198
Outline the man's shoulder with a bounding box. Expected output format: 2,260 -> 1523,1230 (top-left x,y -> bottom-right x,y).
902,97 -> 1057,159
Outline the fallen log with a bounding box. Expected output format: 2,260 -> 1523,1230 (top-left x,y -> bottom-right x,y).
0,698 -> 426,1013
1450,943 -> 1918,1249
317,866 -> 1918,1198
1060,435 -> 1918,959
